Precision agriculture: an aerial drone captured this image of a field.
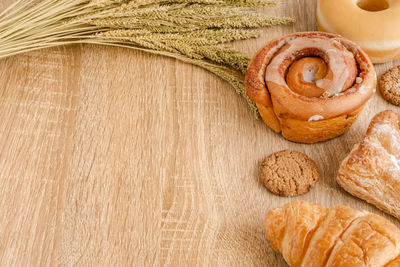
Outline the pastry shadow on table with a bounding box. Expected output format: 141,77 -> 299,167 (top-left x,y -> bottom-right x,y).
252,123 -> 398,203
252,129 -> 362,188
257,167 -> 400,265
224,220 -> 288,266
247,50 -> 400,265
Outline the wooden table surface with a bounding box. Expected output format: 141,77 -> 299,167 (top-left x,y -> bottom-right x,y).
0,0 -> 399,266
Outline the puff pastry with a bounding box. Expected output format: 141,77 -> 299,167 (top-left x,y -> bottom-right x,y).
337,110 -> 400,219
245,32 -> 376,143
265,201 -> 400,267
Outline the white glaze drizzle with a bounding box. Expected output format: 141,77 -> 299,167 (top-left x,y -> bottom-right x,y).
370,122 -> 400,171
308,115 -> 324,122
258,40 -> 287,81
265,37 -> 355,97
302,66 -> 318,83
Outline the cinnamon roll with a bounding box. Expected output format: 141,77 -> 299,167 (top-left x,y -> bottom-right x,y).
245,32 -> 376,143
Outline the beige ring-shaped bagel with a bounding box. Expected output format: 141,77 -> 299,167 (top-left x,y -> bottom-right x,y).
245,32 -> 376,143
317,0 -> 400,63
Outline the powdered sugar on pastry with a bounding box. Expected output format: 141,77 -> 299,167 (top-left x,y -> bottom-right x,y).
337,110 -> 400,219
369,122 -> 400,157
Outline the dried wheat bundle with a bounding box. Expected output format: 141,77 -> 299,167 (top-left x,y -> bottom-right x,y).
0,0 -> 294,116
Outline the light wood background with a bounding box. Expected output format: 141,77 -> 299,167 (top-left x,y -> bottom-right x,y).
0,0 -> 399,266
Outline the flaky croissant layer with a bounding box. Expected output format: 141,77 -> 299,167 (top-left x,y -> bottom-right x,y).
265,201 -> 400,267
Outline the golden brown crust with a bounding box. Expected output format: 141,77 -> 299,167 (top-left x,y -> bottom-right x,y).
302,205 -> 365,266
255,102 -> 281,133
260,150 -> 319,197
317,0 -> 400,64
379,65 -> 400,106
245,32 -> 376,144
337,110 -> 400,219
386,256 -> 400,267
279,105 -> 364,143
265,201 -> 400,267
265,201 -> 326,266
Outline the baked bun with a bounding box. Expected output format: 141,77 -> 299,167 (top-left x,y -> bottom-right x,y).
245,32 -> 376,143
317,0 -> 400,63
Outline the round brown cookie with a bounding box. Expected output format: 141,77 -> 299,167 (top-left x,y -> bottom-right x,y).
260,150 -> 319,197
379,65 -> 400,106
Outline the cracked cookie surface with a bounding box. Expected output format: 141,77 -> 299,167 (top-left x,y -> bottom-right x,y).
379,65 -> 400,106
260,150 -> 319,197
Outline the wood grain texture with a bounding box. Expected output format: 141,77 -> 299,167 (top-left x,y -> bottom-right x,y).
0,0 -> 399,266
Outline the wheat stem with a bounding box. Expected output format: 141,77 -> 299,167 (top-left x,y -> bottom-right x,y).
0,0 -> 295,118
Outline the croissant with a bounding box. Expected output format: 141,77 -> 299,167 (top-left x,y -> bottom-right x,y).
337,110 -> 400,219
265,201 -> 400,266
245,32 -> 376,143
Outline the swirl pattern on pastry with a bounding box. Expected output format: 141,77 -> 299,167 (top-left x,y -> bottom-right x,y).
245,32 -> 376,143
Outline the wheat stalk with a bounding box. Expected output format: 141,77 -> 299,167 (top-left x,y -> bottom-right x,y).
0,0 -> 294,117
